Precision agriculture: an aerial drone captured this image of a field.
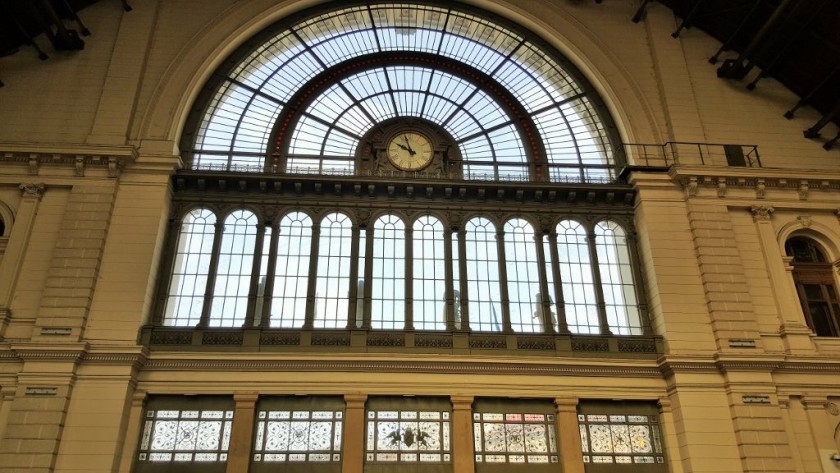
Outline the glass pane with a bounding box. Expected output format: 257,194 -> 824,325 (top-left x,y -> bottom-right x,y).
413,216 -> 447,330
315,213 -> 353,328
465,217 -> 503,331
210,210 -> 258,327
504,218 -> 543,333
595,220 -> 642,335
556,220 -> 599,334
271,212 -> 312,327
164,209 -> 217,326
371,214 -> 406,329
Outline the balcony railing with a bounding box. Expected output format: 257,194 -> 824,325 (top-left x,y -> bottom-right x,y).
139,327 -> 663,359
620,141 -> 761,168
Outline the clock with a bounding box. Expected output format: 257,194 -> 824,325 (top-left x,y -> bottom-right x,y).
386,131 -> 434,171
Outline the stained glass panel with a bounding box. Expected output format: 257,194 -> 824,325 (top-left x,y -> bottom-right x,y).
577,406 -> 665,466
138,408 -> 233,464
253,409 -> 343,462
474,410 -> 557,464
366,409 -> 451,463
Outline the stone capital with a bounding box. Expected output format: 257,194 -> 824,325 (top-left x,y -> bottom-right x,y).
19,183 -> 45,198
750,205 -> 775,221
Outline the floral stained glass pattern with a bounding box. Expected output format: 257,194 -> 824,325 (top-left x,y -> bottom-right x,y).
473,412 -> 558,464
366,410 -> 451,463
253,410 -> 343,462
578,413 -> 663,464
138,409 -> 233,463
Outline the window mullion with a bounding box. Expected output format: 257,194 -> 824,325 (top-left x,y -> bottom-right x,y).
259,221 -> 280,328
624,227 -> 653,335
243,222 -> 267,328
586,229 -> 613,335
362,226 -> 376,330
346,224 -> 361,329
495,228 -> 513,333
303,222 -> 321,329
534,229 -> 556,335
198,220 -> 226,328
155,217 -> 184,325
405,226 -> 415,330
443,229 -> 456,330
457,228 -> 471,331
547,231 -> 570,334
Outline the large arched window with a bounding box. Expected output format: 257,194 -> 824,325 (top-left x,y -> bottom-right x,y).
151,1 -> 651,354
182,1 -> 621,183
786,237 -> 840,337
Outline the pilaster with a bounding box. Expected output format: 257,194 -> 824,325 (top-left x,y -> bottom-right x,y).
555,397 -> 583,473
451,395 -> 475,473
342,393 -> 367,473
226,392 -> 259,473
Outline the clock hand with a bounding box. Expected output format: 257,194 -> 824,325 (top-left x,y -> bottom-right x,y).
395,143 -> 411,153
403,135 -> 416,155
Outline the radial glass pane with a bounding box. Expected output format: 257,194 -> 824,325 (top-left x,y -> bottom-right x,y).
188,3 -> 616,178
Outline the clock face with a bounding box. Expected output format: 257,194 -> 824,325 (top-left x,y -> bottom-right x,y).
386,132 -> 433,171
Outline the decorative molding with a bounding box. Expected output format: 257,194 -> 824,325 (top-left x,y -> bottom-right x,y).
19,183 -> 45,198
1,146 -> 137,178
797,215 -> 813,227
798,180 -> 809,200
827,402 -> 840,416
728,339 -> 757,348
142,358 -> 663,377
40,327 -> 72,336
755,179 -> 765,199
742,395 -> 771,404
25,387 -> 58,396
750,205 -> 775,221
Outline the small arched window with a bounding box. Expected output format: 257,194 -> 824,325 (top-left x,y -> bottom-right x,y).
371,214 -> 406,329
786,237 -> 840,337
210,210 -> 258,327
271,212 -> 313,328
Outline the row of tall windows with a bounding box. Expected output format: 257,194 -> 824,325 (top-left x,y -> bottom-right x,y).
160,209 -> 644,335
136,396 -> 665,469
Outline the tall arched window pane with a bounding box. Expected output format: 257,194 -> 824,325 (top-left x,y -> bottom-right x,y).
371,214 -> 406,329
210,210 -> 258,327
163,208 -> 217,326
595,221 -> 642,335
271,212 -> 313,328
465,217 -> 502,332
254,225 -> 272,327
556,220 -> 599,334
413,215 -> 446,331
315,212 -> 352,329
504,218 -> 541,333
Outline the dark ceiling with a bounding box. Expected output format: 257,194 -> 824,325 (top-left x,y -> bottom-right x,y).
0,0 -> 838,149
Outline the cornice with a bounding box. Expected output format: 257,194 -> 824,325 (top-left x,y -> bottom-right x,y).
142,358 -> 662,378
0,143 -> 138,177
668,165 -> 840,200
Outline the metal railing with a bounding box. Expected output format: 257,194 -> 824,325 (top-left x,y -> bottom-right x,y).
187,142 -> 762,179
621,142 -> 761,168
